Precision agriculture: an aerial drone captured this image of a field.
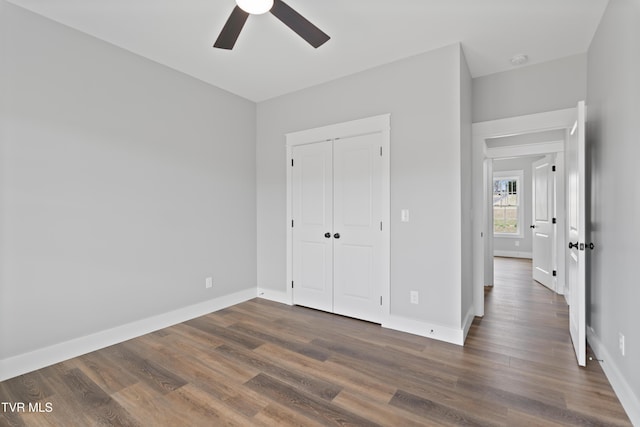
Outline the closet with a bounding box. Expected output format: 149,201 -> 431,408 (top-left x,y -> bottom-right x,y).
286,115 -> 390,324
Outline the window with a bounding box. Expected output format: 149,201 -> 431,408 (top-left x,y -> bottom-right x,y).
493,170 -> 524,237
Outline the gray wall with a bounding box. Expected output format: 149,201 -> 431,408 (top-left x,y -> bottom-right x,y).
587,0 -> 640,416
473,54 -> 587,122
492,157 -> 539,256
0,3 -> 257,359
257,44 -> 470,330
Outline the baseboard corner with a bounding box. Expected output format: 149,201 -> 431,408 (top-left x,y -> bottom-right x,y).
257,288 -> 290,305
587,328 -> 640,425
383,315 -> 464,346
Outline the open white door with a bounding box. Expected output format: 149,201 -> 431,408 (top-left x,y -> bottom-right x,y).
532,156 -> 555,289
292,141 -> 334,312
567,101 -> 586,367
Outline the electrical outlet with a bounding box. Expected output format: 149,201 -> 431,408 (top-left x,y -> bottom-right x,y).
619,333 -> 625,356
410,291 -> 419,304
205,277 -> 213,289
401,209 -> 410,222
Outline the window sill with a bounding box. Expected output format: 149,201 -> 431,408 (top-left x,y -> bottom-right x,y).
494,233 -> 524,239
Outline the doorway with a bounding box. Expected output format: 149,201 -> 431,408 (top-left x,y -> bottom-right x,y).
490,149 -> 564,294
472,108 -> 576,317
472,104 -> 587,367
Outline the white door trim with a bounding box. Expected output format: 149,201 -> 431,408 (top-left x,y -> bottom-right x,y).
472,108 -> 575,317
285,114 -> 391,320
486,140 -> 564,159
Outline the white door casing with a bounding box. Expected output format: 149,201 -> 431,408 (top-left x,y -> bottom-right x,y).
532,156 -> 555,289
567,101 -> 586,367
286,114 -> 391,324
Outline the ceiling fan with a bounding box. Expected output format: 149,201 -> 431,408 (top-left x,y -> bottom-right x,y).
214,0 -> 330,50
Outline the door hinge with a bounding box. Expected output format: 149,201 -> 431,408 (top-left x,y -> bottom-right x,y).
291,281 -> 294,288
380,221 -> 383,231
291,159 -> 294,167
553,270 -> 557,277
380,296 -> 382,306
380,146 -> 383,157
552,218 -> 557,224
291,219 -> 294,228
552,165 -> 556,172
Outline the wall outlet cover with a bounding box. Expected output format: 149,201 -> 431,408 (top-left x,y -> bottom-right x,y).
410,291 -> 419,304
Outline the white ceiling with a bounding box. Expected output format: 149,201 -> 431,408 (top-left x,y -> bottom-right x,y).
5,0 -> 608,102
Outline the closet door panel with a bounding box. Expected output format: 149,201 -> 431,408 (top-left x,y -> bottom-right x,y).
292,141 -> 333,312
333,133 -> 384,323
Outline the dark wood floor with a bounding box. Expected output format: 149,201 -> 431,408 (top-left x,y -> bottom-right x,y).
0,257 -> 631,426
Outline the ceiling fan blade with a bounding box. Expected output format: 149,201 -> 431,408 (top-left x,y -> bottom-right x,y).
270,0 -> 330,48
214,6 -> 249,50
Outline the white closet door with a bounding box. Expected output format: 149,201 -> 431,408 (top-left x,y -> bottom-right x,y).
333,133 -> 383,323
292,141 -> 334,312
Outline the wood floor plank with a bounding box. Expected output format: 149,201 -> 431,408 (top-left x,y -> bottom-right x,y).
255,343 -> 397,404
253,403 -> 327,427
101,343 -> 187,395
333,389 -> 447,427
390,388 -> 503,427
228,321 -> 331,361
57,368 -> 140,427
66,350 -> 139,395
111,382 -> 187,427
164,384 -> 256,427
214,344 -> 342,401
244,373 -> 379,426
183,316 -> 264,349
0,257 -> 632,426
0,371 -> 54,404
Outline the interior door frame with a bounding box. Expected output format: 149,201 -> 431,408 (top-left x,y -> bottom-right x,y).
285,114 -> 391,319
472,108 -> 575,317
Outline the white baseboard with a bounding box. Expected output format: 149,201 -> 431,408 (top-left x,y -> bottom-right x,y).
493,250 -> 532,259
587,328 -> 640,426
383,315 -> 465,346
257,287 -> 291,305
0,288 -> 256,382
259,290 -> 470,347
462,305 -> 476,342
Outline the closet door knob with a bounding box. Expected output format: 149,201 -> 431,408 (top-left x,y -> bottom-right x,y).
568,242 -> 579,249
324,232 -> 331,238
333,233 -> 340,239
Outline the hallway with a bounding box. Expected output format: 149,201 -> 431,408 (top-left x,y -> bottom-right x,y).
464,256 -> 630,424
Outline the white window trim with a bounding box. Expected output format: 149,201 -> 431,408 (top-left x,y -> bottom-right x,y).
493,169 -> 524,238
